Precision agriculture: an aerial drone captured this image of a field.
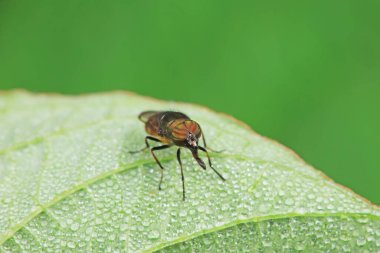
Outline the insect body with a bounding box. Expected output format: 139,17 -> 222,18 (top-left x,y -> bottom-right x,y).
131,111 -> 226,200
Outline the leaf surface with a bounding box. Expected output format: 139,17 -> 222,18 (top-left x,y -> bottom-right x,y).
0,91 -> 379,252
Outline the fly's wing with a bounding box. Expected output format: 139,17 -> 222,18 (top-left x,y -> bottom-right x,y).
138,111 -> 159,123
159,111 -> 190,126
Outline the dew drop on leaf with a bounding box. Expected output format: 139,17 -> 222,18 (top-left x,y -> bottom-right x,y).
148,230 -> 160,240
0,92 -> 378,252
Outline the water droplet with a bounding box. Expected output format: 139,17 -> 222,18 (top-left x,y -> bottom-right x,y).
120,224 -> 128,232
295,242 -> 305,250
148,230 -> 160,239
85,227 -> 93,235
203,237 -> 212,245
262,239 -> 272,247
286,182 -> 293,187
357,217 -> 369,224
258,203 -> 270,212
70,223 -> 79,231
340,234 -> 350,241
108,234 -> 116,241
356,237 -> 366,246
342,245 -> 351,252
67,242 -> 76,249
285,199 -> 294,206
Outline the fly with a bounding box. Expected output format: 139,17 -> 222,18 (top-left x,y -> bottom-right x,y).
130,111 -> 226,200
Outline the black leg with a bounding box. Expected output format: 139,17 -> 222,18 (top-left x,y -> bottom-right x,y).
176,148 -> 185,201
198,146 -> 226,181
198,125 -> 208,148
150,145 -> 171,190
129,136 -> 162,154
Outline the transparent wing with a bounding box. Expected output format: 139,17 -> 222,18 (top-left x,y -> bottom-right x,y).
138,111 -> 159,123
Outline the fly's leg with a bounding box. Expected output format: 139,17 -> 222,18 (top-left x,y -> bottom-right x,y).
150,145 -> 171,190
176,148 -> 185,201
198,146 -> 226,181
129,136 -> 162,154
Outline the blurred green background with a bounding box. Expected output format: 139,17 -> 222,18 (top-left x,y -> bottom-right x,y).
0,0 -> 379,204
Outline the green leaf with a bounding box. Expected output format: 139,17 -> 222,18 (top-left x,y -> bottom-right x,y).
0,91 -> 379,252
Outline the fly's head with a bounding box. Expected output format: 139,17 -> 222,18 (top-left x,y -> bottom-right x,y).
186,132 -> 198,150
